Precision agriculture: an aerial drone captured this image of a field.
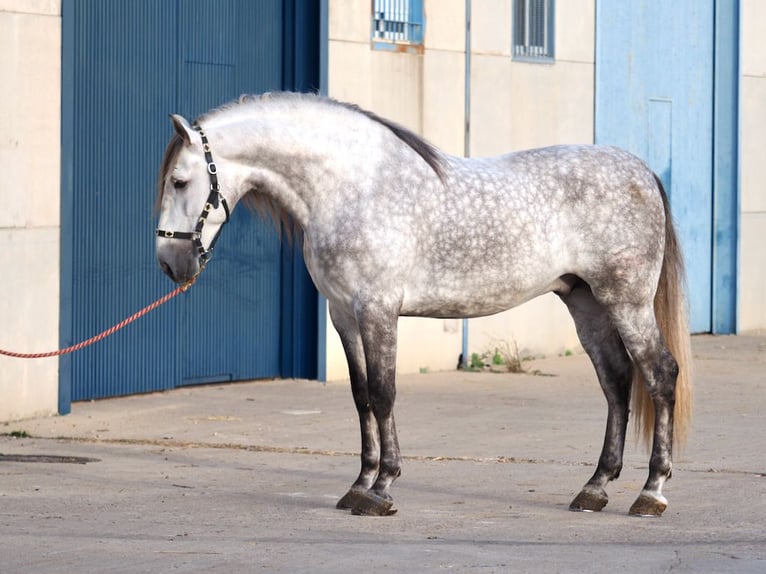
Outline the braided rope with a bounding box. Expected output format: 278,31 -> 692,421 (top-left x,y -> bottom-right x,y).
0,278 -> 195,359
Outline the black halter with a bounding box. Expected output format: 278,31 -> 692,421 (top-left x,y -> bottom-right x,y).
156,124 -> 230,264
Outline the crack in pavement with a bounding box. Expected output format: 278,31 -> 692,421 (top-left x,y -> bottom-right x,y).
4,436 -> 763,477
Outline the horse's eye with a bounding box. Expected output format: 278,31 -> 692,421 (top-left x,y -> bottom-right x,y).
172,179 -> 188,190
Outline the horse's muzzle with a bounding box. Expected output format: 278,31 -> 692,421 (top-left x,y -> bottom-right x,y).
156,241 -> 200,284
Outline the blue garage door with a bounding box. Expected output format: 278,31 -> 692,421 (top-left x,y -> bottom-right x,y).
60,0 -> 319,409
595,1 -> 738,333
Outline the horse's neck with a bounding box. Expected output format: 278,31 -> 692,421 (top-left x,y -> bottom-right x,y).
216,105 -> 369,163
211,107 -> 379,228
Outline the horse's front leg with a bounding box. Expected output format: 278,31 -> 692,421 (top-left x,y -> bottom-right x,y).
340,301 -> 402,516
329,305 -> 381,510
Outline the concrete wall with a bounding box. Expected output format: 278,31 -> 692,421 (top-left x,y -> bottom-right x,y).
326,0 -> 594,379
0,0 -> 61,421
739,0 -> 766,334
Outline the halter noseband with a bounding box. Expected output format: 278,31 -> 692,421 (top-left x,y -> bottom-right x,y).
156,124 -> 230,264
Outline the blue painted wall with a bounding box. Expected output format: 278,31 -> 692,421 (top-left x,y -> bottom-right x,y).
60,0 -> 319,411
595,0 -> 738,333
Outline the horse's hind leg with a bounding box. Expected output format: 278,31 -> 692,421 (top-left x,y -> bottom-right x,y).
328,304 -> 382,511
558,280 -> 633,512
610,303 -> 679,517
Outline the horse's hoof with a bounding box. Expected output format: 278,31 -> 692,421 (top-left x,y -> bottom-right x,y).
629,494 -> 667,517
336,487 -> 365,510
337,488 -> 397,516
569,487 -> 608,512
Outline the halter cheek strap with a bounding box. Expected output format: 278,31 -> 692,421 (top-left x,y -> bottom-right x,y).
156,124 -> 230,263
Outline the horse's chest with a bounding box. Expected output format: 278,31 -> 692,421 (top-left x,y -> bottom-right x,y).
302,229 -> 412,306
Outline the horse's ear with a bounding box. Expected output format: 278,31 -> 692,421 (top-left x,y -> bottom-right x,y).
169,114 -> 196,145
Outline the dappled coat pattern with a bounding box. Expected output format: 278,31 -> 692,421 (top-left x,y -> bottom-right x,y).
156,93 -> 692,517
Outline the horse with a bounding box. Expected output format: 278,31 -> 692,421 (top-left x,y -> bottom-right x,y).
155,92 -> 692,517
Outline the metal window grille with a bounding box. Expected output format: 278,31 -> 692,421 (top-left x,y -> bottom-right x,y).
513,0 -> 555,61
372,0 -> 424,46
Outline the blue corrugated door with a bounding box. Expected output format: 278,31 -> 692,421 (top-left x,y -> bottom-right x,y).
175,0 -> 284,385
595,1 -> 737,334
60,0 -> 318,408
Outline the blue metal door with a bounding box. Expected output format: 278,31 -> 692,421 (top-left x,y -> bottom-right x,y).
60,0 -> 318,409
175,0 -> 284,385
595,1 -> 716,333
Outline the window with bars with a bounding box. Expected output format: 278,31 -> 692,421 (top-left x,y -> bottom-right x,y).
372,0 -> 424,50
513,0 -> 555,62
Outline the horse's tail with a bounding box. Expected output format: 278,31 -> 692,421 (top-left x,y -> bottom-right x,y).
631,174 -> 693,450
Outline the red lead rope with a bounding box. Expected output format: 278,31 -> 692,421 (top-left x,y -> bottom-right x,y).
0,278 -> 195,359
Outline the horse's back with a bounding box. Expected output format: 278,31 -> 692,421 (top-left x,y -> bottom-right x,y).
496,144 -> 657,201
501,145 -> 665,298
456,144 -> 665,249
399,145 -> 666,316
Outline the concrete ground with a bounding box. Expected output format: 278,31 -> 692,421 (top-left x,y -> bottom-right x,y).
1,335 -> 764,573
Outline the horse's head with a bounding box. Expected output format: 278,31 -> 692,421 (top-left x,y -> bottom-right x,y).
156,115 -> 231,284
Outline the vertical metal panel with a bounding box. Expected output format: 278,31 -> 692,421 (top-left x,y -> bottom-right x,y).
62,0 -> 179,401
285,0 -> 321,93
280,0 -> 320,380
595,0 -> 716,333
316,0 -> 329,382
712,1 -> 739,334
176,0 -> 285,385
279,241 -> 319,379
61,0 -> 319,405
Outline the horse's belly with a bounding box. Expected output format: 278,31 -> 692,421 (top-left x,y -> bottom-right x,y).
400,269 -> 560,319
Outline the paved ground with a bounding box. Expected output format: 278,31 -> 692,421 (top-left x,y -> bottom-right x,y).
1,335 -> 764,573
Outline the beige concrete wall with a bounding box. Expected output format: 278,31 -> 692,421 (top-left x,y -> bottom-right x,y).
0,0 -> 61,421
739,0 -> 766,334
325,0 -> 594,379
467,0 -> 593,360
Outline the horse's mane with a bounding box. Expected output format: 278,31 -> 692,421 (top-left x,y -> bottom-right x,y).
199,92 -> 446,181
331,99 -> 446,181
157,93 -> 445,240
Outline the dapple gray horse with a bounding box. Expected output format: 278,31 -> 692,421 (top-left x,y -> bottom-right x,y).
156,93 -> 692,517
